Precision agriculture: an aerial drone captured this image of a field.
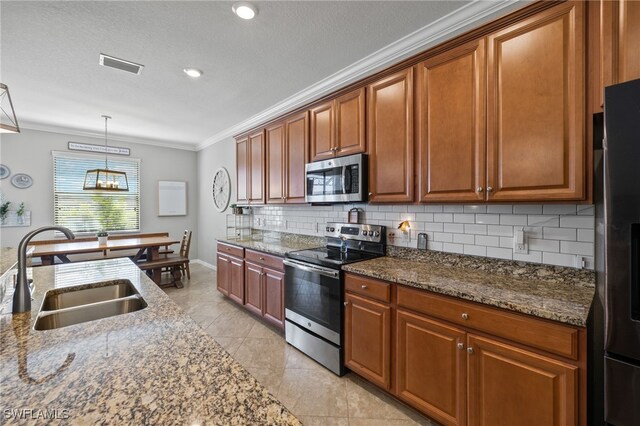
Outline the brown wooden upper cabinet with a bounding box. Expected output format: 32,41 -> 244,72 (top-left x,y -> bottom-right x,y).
310,87 -> 366,162
236,130 -> 266,204
417,39 -> 486,203
266,111 -> 309,204
486,1 -> 585,201
367,68 -> 414,203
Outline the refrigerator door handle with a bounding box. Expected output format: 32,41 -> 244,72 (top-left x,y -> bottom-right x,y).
631,223 -> 639,321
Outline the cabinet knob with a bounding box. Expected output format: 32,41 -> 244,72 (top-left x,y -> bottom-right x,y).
461,313 -> 469,320
476,187 -> 483,193
486,186 -> 493,192
361,285 -> 368,289
457,343 -> 464,350
259,257 -> 264,260
344,301 -> 349,306
368,192 -> 373,197
467,347 -> 474,354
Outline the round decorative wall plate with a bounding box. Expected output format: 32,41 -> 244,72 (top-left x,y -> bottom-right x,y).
0,164 -> 9,179
11,173 -> 33,189
212,167 -> 231,212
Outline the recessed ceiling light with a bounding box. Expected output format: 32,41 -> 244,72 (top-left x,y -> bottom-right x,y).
232,2 -> 257,20
183,68 -> 203,78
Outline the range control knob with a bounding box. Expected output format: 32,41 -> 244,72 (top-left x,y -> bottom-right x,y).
362,230 -> 367,236
368,231 -> 374,236
326,227 -> 330,232
374,231 -> 380,237
329,227 -> 335,232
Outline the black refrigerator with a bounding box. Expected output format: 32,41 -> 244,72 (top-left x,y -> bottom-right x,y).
597,78 -> 640,426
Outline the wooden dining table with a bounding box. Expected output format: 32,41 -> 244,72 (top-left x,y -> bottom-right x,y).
29,236 -> 181,284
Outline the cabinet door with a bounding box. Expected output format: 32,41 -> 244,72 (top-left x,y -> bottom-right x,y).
367,68 -> 414,202
236,137 -> 249,204
216,254 -> 230,296
248,130 -> 265,204
417,40 -> 486,203
266,122 -> 285,204
486,1 -> 585,201
467,334 -> 578,426
244,261 -> 263,316
617,0 -> 640,83
285,111 -> 309,203
396,310 -> 467,426
345,292 -> 392,389
263,267 -> 285,328
310,100 -> 335,161
335,88 -> 366,157
228,256 -> 245,305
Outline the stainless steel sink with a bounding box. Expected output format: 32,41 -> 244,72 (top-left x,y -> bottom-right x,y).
34,280 -> 147,330
41,280 -> 138,311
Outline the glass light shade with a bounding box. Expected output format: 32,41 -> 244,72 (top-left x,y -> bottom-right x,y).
0,83 -> 20,133
398,220 -> 411,232
83,169 -> 129,191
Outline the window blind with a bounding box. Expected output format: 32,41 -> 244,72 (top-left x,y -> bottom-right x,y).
53,151 -> 140,233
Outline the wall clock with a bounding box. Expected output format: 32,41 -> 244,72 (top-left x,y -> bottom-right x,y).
212,167 -> 231,212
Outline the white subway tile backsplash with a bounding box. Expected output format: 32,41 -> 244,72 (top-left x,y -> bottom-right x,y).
561,241 -> 594,256
454,213 -> 475,224
514,205 -> 543,214
444,223 -> 465,233
252,202 -> 594,269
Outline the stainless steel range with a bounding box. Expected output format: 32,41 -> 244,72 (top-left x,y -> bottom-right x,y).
283,222 -> 386,375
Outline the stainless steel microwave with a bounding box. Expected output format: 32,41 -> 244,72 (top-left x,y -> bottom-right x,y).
305,153 -> 367,203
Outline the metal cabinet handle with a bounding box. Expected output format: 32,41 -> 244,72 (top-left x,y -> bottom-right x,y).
486,186 -> 493,192
467,347 -> 474,354
457,343 -> 464,350
476,187 -> 483,193
461,313 -> 469,320
361,285 -> 368,289
259,257 -> 264,260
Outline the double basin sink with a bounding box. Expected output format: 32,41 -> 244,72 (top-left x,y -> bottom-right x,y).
34,280 -> 147,330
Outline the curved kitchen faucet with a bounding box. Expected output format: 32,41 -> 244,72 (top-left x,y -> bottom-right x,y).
13,226 -> 75,313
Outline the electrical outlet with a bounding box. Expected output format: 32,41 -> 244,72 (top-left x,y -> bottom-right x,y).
513,230 -> 528,254
574,255 -> 586,269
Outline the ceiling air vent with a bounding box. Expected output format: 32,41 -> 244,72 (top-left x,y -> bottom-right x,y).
99,53 -> 144,75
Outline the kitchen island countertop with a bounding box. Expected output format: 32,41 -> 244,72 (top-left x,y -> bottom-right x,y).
0,257 -> 299,425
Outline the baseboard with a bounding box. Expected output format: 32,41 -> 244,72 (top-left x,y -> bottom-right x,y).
192,259 -> 216,270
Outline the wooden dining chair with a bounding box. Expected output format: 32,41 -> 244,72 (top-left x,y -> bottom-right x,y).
161,230 -> 192,279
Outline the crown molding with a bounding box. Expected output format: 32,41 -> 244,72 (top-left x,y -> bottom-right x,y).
19,122 -> 198,151
197,0 -> 524,151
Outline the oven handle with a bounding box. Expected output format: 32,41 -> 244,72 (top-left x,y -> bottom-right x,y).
283,259 -> 340,279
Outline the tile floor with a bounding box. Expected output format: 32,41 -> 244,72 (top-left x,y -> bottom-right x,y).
163,263 -> 438,426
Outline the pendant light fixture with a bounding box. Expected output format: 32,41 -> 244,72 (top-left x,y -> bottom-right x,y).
0,83 -> 20,133
83,115 -> 129,191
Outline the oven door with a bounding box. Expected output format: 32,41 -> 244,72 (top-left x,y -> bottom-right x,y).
305,154 -> 365,203
283,258 -> 342,345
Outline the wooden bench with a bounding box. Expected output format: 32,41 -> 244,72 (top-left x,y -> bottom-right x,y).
137,257 -> 188,288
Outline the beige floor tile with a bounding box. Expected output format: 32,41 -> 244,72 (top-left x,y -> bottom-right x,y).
245,366 -> 285,396
233,337 -> 289,370
348,419 -> 433,426
247,320 -> 285,339
205,308 -> 256,338
285,345 -> 326,371
210,336 -> 245,356
297,416 -> 349,426
277,368 -> 348,417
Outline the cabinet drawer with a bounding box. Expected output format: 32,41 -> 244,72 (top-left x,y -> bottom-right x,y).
217,242 -> 244,259
396,286 -> 580,360
345,274 -> 391,303
245,249 -> 284,271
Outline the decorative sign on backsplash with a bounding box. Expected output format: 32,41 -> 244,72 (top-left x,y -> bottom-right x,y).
68,141 -> 130,156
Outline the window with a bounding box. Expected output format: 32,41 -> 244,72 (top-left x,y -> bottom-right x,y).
53,151 -> 140,233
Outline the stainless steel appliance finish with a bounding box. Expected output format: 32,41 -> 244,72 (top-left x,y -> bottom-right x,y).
284,222 -> 386,376
598,78 -> 640,426
305,153 -> 367,203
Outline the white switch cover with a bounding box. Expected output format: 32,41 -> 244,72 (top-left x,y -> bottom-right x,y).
513,230 -> 528,254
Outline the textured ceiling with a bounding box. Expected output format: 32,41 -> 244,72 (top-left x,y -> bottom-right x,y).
1,1 -> 522,149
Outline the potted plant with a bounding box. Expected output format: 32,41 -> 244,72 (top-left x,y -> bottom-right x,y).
16,202 -> 25,225
0,200 -> 10,225
97,230 -> 109,245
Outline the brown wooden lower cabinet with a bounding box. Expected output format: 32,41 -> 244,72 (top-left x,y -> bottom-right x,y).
344,273 -> 585,426
216,243 -> 285,329
344,292 -> 392,390
396,309 -> 466,426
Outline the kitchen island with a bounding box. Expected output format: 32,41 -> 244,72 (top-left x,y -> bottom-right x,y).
0,257 -> 299,425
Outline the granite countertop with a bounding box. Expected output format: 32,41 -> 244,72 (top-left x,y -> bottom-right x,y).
343,249 -> 595,327
0,258 -> 299,425
218,230 -> 323,257
1,247 -> 19,276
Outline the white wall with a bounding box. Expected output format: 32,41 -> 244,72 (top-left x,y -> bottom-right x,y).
0,128 -> 198,257
197,137 -> 236,266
